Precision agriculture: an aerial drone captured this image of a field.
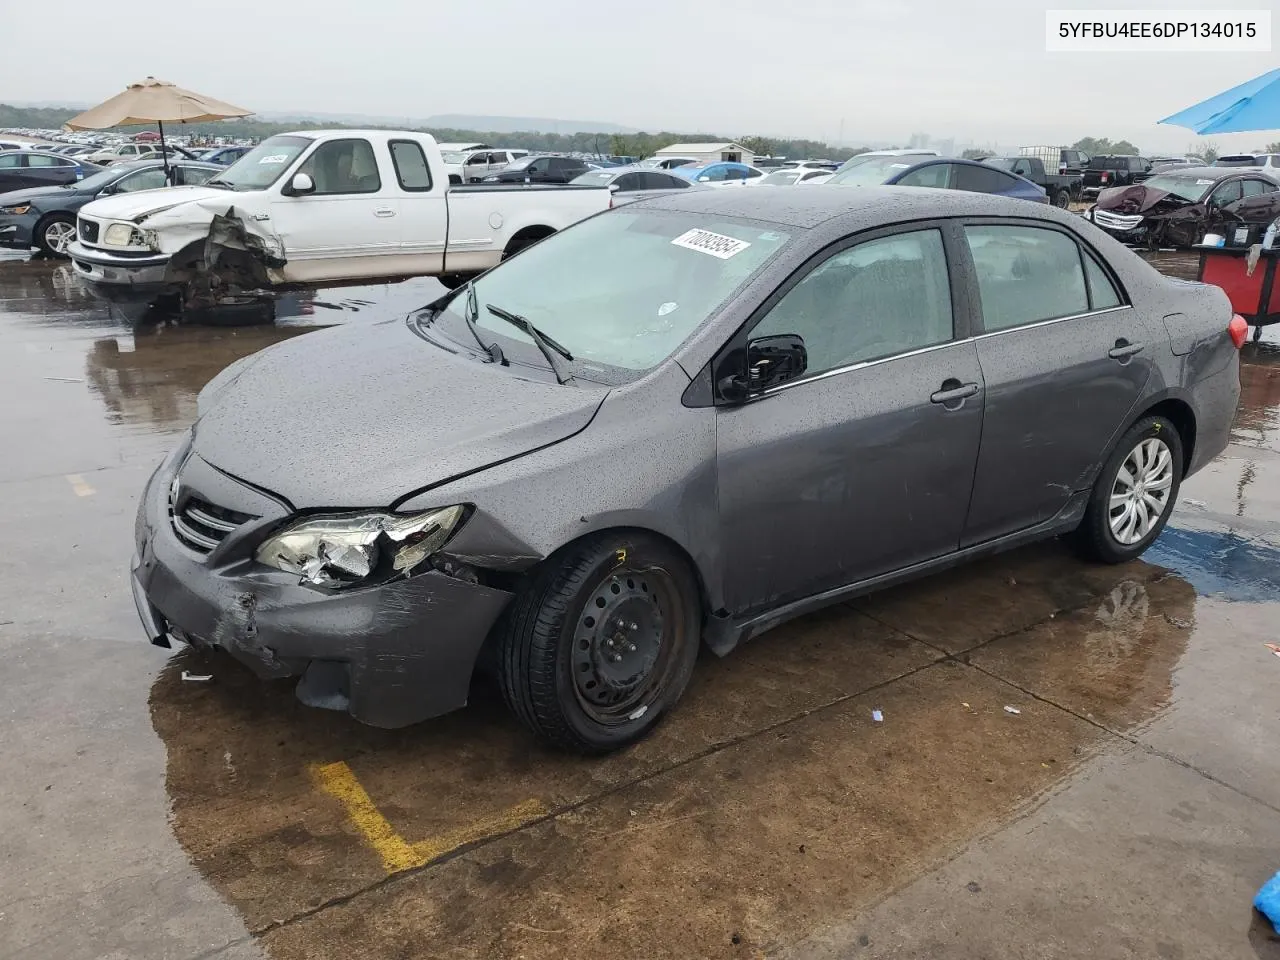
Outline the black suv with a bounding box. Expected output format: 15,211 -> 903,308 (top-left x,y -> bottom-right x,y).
482,155 -> 590,184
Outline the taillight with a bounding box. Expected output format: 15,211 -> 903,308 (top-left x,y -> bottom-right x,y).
1228,314 -> 1249,348
1101,172 -> 1109,183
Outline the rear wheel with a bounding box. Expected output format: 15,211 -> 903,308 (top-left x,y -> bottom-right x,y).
1053,189 -> 1071,209
496,533 -> 701,753
1075,416 -> 1182,563
36,214 -> 76,257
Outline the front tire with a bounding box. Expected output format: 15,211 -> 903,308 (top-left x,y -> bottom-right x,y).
497,533 -> 701,753
36,214 -> 77,257
1075,416 -> 1182,563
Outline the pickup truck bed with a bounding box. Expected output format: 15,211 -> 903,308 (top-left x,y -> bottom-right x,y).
65,130 -> 612,304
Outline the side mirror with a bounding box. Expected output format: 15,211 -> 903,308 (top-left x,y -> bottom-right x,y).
286,172 -> 315,196
717,334 -> 808,402
697,175 -> 711,182
608,183 -> 620,192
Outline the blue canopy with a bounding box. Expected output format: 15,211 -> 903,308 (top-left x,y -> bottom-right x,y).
1159,67 -> 1280,135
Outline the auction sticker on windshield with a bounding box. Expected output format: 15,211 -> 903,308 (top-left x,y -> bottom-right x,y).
259,155 -> 289,164
671,229 -> 751,259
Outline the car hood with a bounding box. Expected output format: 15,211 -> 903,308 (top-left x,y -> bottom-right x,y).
192,319 -> 608,508
79,185 -> 231,223
1094,183 -> 1195,216
0,184 -> 81,207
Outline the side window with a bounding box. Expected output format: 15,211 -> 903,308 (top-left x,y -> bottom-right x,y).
1082,252 -> 1122,310
1209,180 -> 1243,206
895,163 -> 951,188
751,229 -> 954,376
651,171 -> 687,189
0,154 -> 20,168
389,140 -> 432,191
953,164 -> 1012,194
296,138 -> 381,195
965,225 -> 1089,331
1241,179 -> 1272,198
1012,159 -> 1032,176
745,167 -> 763,179
27,154 -> 60,167
614,173 -> 642,191
179,166 -> 217,186
115,169 -> 169,193
699,166 -> 727,182
527,158 -> 548,174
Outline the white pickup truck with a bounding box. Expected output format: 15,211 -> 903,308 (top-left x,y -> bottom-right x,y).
66,130 -> 611,303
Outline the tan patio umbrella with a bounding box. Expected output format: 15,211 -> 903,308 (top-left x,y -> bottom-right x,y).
64,77 -> 252,179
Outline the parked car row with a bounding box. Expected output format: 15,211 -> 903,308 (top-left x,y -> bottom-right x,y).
0,151 -> 103,193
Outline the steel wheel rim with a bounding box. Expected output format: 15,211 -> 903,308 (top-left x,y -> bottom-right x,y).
45,221 -> 74,253
571,567 -> 684,725
1109,436 -> 1174,545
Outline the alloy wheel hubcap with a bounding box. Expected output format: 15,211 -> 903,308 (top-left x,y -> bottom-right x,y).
45,222 -> 75,253
572,572 -> 665,719
1109,436 -> 1174,545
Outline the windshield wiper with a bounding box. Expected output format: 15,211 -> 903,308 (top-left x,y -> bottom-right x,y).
203,178 -> 233,189
485,303 -> 573,384
457,282 -> 505,364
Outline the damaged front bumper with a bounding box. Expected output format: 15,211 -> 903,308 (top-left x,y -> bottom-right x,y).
67,240 -> 175,301
131,448 -> 513,728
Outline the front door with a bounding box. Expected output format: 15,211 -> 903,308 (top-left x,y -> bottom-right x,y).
269,137 -> 400,283
960,222 -> 1158,545
716,226 -> 985,614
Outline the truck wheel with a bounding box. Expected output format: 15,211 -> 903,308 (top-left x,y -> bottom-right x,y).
1053,189 -> 1071,209
1074,416 -> 1182,564
496,532 -> 701,753
36,214 -> 77,257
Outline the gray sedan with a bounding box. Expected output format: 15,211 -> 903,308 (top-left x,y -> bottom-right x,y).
570,166 -> 702,204
131,188 -> 1243,752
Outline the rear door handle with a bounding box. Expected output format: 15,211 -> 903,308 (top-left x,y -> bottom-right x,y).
374,207 -> 396,218
930,381 -> 980,405
1108,339 -> 1144,360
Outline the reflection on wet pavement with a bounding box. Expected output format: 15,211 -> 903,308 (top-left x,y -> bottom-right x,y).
2,248 -> 1279,960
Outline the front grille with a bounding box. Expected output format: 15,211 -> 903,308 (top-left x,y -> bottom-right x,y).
1093,210 -> 1145,231
170,494 -> 256,554
78,218 -> 99,244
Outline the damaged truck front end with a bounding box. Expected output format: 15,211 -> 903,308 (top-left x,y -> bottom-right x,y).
68,197 -> 287,307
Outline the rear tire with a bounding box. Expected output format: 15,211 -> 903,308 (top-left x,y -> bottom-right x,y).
496,532 -> 701,753
1074,416 -> 1182,563
36,213 -> 76,257
1053,189 -> 1071,209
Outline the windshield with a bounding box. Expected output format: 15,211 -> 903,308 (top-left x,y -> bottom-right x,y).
1134,175 -> 1212,202
440,151 -> 469,164
827,156 -> 919,186
432,210 -> 791,376
572,171 -> 618,186
503,157 -> 534,171
205,135 -> 311,190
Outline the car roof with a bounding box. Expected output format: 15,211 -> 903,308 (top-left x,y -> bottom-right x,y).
1147,166 -> 1240,180
641,184 -> 1070,231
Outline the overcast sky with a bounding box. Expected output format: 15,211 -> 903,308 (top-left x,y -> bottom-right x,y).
4,0 -> 1277,153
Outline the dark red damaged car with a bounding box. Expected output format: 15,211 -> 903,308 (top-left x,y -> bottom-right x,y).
1087,167 -> 1280,248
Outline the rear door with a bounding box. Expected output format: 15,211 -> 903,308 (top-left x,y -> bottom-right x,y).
387,139 -> 448,273
269,137 -> 401,282
715,224 -> 985,612
959,221 -> 1158,545
25,154 -> 78,187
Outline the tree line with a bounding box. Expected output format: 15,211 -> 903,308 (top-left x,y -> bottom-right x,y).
1,103 -> 872,161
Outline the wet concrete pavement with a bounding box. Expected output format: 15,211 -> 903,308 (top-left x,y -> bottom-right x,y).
1,249 -> 1278,960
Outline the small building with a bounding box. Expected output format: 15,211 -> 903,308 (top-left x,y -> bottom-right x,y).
653,142 -> 756,166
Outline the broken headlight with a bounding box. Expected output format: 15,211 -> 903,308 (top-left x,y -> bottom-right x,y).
254,506 -> 466,588
103,223 -> 149,247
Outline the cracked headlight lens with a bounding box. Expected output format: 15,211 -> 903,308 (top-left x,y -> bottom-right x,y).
254,506 -> 466,587
103,223 -> 147,247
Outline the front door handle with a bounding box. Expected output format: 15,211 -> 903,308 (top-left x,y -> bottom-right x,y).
1108,339 -> 1144,360
930,380 -> 980,406
374,207 -> 396,218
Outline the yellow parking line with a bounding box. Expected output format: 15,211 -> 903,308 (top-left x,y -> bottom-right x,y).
65,474 -> 95,497
311,760 -> 548,874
